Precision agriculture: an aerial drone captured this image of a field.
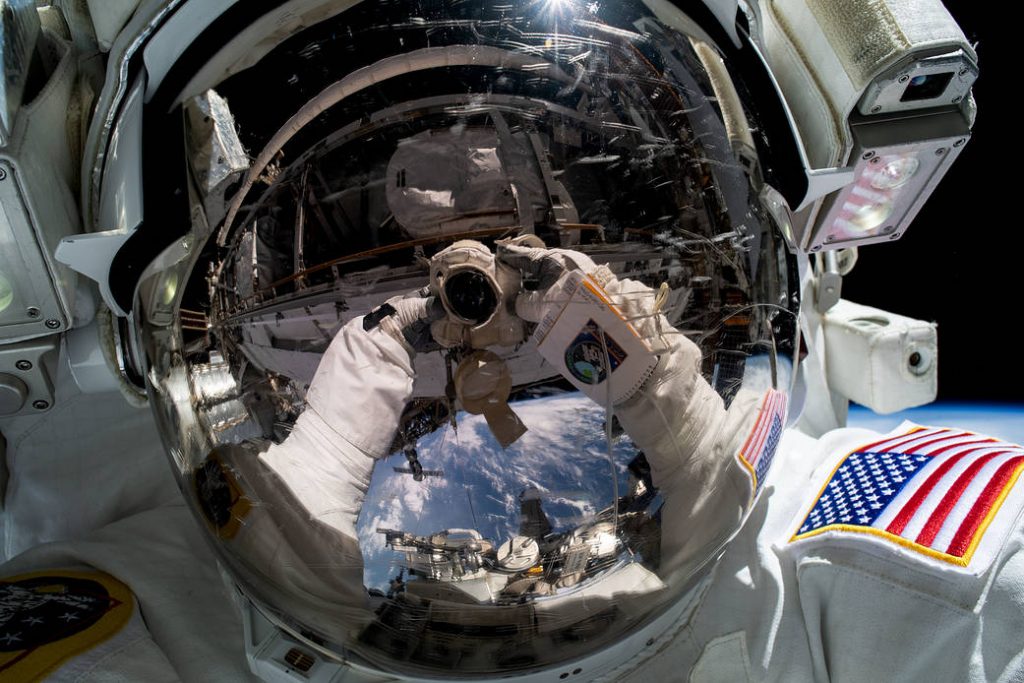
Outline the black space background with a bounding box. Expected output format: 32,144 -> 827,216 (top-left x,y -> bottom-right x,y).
840,4 -> 1019,403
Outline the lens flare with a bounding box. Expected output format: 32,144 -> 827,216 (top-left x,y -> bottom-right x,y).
0,273 -> 13,314
870,156 -> 920,191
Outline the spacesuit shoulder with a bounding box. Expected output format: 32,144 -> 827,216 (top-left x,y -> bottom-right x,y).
778,422 -> 1024,681
786,422 -> 1024,577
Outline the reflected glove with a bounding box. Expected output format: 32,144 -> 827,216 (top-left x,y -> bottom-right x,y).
496,242 -> 677,356
495,242 -> 599,323
500,242 -> 762,585
258,288 -> 433,570
365,288 -> 445,355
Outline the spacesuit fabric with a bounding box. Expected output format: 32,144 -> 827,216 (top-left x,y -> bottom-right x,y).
0,506 -> 257,682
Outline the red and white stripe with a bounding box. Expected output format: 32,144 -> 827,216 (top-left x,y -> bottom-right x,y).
867,428 -> 1024,558
740,390 -> 787,467
833,161 -> 902,236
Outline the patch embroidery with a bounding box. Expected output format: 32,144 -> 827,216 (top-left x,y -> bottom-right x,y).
0,571 -> 133,680
564,319 -> 628,385
738,390 -> 787,494
791,426 -> 1024,566
195,450 -> 252,539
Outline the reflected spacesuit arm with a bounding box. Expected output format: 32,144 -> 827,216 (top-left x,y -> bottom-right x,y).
616,364 -> 760,578
258,317 -> 417,539
214,295 -> 435,615
500,245 -> 764,582
603,278 -> 762,582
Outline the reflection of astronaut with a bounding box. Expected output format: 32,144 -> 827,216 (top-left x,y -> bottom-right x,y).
201,244 -> 760,644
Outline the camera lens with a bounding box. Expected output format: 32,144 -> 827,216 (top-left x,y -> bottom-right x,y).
444,270 -> 499,325
900,71 -> 953,102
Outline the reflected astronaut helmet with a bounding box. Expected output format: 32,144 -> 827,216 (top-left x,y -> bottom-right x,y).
134,0 -> 800,679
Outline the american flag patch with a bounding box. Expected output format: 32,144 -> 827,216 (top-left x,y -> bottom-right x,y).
738,390 -> 787,495
791,426 -> 1024,567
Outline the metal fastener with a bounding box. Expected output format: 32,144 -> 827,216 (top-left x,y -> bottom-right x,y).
32,400 -> 49,410
15,360 -> 32,371
862,151 -> 875,160
898,74 -> 910,83
0,167 -> 7,181
45,319 -> 61,329
26,307 -> 40,318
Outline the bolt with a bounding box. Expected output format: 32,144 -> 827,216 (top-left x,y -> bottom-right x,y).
898,74 -> 910,83
870,105 -> 881,114
825,234 -> 835,243
15,360 -> 32,371
935,147 -> 947,156
811,245 -> 821,252
862,151 -> 875,160
959,67 -> 969,76
26,307 -> 40,318
952,96 -> 962,103
32,400 -> 49,410
954,138 -> 966,148
909,352 -> 923,368
889,232 -> 901,240
646,638 -> 656,647
45,319 -> 61,330
870,155 -> 882,164
0,167 -> 7,181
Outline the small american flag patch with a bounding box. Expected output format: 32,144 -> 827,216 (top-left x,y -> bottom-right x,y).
791,426 -> 1024,567
738,390 -> 787,495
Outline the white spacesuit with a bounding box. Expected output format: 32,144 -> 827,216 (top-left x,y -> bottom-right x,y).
2,0 -> 1018,681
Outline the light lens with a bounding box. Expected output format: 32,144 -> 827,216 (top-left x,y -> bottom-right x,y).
0,272 -> 12,313
870,156 -> 920,191
161,272 -> 179,307
847,200 -> 894,232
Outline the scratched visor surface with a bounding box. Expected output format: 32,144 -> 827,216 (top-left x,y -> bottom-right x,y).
137,0 -> 799,677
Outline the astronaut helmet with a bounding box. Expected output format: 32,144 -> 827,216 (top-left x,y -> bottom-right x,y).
131,0 -> 800,679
